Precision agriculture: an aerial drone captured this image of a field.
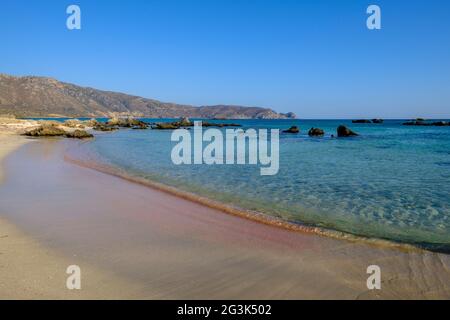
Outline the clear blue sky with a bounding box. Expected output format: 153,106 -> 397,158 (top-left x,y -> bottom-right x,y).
1,0 -> 449,118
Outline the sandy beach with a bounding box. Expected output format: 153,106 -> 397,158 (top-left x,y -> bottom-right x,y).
0,119 -> 449,299
0,133 -> 149,299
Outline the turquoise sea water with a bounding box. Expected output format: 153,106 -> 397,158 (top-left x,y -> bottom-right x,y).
74,119 -> 450,251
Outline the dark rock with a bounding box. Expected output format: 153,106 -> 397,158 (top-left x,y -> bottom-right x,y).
431,121 -> 450,126
65,129 -> 94,139
24,125 -> 66,137
308,127 -> 325,136
282,126 -> 300,134
371,119 -> 384,124
352,119 -> 371,124
337,125 -> 358,137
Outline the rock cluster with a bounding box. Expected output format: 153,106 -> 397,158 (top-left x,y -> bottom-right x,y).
152,118 -> 242,130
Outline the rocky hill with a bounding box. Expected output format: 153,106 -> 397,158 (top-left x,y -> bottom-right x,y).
0,74 -> 295,119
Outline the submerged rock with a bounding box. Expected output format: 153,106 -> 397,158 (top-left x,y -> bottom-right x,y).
282,126 -> 300,134
24,125 -> 66,137
308,127 -> 325,136
337,125 -> 358,137
65,129 -> 94,139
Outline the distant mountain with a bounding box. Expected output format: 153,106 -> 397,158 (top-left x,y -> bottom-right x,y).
0,74 -> 296,119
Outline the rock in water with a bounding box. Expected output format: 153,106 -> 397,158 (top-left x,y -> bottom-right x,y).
153,123 -> 180,130
403,120 -> 426,126
132,122 -> 149,129
337,125 -> 358,137
83,118 -> 99,127
106,117 -> 120,126
308,127 -> 325,136
282,126 -> 300,134
178,117 -> 192,127
402,120 -> 450,126
65,129 -> 94,139
432,121 -> 450,126
93,124 -> 118,131
371,119 -> 384,124
352,119 -> 371,124
63,119 -> 85,128
24,125 -> 66,137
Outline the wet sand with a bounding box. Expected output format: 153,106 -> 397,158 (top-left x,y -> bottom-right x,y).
1,138 -> 450,299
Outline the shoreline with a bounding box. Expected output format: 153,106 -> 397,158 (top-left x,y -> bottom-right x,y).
1,120 -> 450,299
64,151 -> 425,254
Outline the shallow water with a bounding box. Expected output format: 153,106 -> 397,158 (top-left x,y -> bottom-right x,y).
76,119 -> 450,251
